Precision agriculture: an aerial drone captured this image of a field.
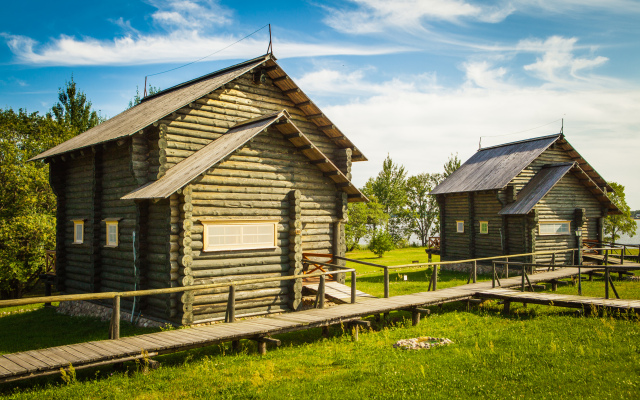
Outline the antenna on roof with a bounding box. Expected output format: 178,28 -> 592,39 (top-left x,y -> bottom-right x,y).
267,24 -> 273,55
560,118 -> 563,134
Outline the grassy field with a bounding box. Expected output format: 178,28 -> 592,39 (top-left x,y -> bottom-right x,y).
1,247 -> 640,399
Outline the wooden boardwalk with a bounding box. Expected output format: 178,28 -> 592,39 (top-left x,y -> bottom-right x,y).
474,288 -> 640,313
0,265 -> 629,383
582,253 -> 640,267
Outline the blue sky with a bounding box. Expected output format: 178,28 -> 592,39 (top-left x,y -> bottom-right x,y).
2,0 -> 639,207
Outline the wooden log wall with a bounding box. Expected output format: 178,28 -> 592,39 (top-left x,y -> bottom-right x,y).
442,193 -> 471,260
178,187 -> 195,325
533,173 -> 601,264
472,192 -> 503,258
58,153 -> 95,294
511,145 -> 573,193
143,198 -> 172,320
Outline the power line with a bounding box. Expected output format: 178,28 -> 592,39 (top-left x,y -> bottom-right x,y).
144,23 -> 270,95
479,117 -> 564,149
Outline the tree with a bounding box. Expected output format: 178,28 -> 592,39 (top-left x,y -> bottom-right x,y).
365,155 -> 410,245
442,152 -> 461,178
127,85 -> 161,109
345,196 -> 388,252
51,76 -> 103,134
406,173 -> 440,246
0,109 -> 67,298
604,182 -> 637,243
368,227 -> 395,257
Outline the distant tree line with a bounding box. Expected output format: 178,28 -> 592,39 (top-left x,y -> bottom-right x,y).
346,154 -> 460,257
0,79 -> 147,299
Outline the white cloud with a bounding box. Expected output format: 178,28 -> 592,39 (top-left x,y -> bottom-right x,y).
149,0 -> 232,29
519,36 -> 610,86
324,0 -> 515,34
1,32 -> 408,67
293,53 -> 640,205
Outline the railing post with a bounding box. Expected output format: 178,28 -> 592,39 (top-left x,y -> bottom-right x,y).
604,249 -> 608,266
604,267 -> 610,299
551,253 -> 556,271
384,267 -> 390,298
319,274 -> 326,308
226,285 -> 236,323
492,262 -> 496,288
578,265 -> 582,296
521,265 -> 525,292
351,271 -> 357,304
473,260 -> 477,283
505,257 -> 509,279
433,265 -> 438,291
621,245 -> 625,265
109,295 -> 120,340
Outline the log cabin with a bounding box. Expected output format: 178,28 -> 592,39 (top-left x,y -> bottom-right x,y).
430,134 -> 620,265
30,53 -> 368,325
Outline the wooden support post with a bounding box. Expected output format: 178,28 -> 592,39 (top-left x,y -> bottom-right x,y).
256,337 -> 280,355
605,267 -> 609,299
44,278 -> 52,307
473,260 -> 477,283
432,266 -> 438,291
551,253 -> 556,271
578,265 -> 582,295
521,265 -> 525,292
524,271 -> 534,292
232,340 -> 240,352
604,249 -> 609,266
621,245 -> 625,265
351,271 -> 357,304
608,276 -> 620,299
350,320 -> 370,342
492,262 -> 496,288
317,275 -> 326,309
258,341 -> 267,355
411,308 -> 430,326
352,324 -> 359,342
384,268 -> 390,298
110,295 -> 120,340
503,300 -> 511,315
322,326 -> 330,337
551,280 -> 558,291
505,258 -> 509,279
225,285 -> 236,323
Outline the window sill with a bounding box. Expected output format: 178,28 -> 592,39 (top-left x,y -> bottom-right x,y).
203,246 -> 278,253
104,244 -> 119,248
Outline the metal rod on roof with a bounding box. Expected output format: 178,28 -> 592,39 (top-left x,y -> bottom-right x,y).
267,24 -> 273,55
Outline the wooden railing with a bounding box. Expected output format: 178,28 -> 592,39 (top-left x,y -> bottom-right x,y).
0,267 -> 356,340
44,250 -> 56,275
427,237 -> 440,249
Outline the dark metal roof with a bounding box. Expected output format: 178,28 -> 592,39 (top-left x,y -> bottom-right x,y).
498,163 -> 574,215
121,110 -> 367,202
30,55 -> 270,161
431,134 -> 560,195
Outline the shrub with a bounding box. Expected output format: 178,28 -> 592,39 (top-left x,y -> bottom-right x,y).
369,229 -> 395,257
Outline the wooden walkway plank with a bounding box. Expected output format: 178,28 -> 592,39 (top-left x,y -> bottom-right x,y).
0,357 -> 25,376
3,354 -> 43,371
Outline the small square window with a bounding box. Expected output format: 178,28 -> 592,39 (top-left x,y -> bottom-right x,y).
106,221 -> 119,247
480,221 -> 489,234
456,221 -> 464,233
73,220 -> 84,244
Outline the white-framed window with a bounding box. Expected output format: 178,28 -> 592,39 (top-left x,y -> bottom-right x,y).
479,221 -> 489,234
73,220 -> 84,244
456,220 -> 464,233
539,220 -> 571,236
202,220 -> 277,251
106,221 -> 119,247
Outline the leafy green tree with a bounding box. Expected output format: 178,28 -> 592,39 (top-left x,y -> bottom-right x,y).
365,156 -> 410,245
407,173 -> 440,246
0,109 -> 68,298
368,227 -> 395,257
51,76 -> 103,134
442,153 -> 461,178
345,196 -> 388,252
604,182 -> 637,243
127,85 -> 161,109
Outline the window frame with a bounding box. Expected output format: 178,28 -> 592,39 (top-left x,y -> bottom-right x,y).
73,220 -> 85,244
456,220 -> 464,233
538,220 -> 571,236
479,220 -> 489,234
105,221 -> 119,247
201,219 -> 278,252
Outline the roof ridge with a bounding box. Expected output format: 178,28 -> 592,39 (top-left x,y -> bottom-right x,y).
141,53 -> 271,103
478,133 -> 562,152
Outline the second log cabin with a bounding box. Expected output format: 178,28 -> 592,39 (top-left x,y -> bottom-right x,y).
431,134 -> 620,265
31,53 -> 368,325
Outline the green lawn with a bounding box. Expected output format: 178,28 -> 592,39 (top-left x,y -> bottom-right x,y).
1,247 -> 640,399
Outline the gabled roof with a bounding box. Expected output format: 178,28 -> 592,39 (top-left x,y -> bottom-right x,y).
499,162 -> 620,216
431,134 -> 612,195
31,55 -> 269,161
31,53 -> 367,162
498,163 -> 574,215
121,110 -> 367,202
